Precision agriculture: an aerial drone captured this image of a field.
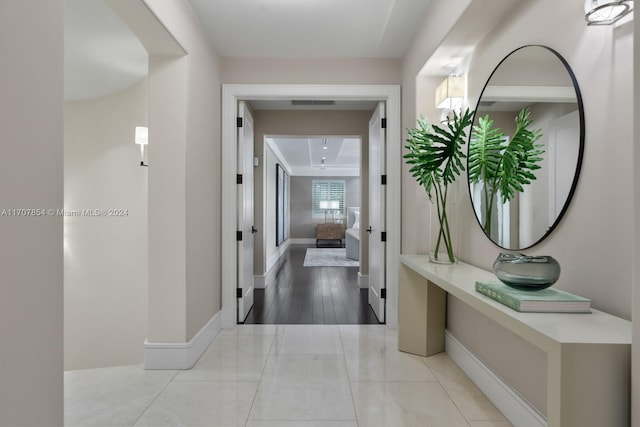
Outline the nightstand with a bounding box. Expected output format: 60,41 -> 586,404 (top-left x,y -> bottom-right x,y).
316,223 -> 345,247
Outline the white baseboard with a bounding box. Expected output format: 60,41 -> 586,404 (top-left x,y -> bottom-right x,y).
254,274 -> 266,289
289,238 -> 316,245
144,311 -> 221,370
358,273 -> 369,288
266,239 -> 291,272
445,331 -> 547,427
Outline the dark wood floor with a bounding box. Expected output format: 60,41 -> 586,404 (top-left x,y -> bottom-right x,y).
243,244 -> 380,325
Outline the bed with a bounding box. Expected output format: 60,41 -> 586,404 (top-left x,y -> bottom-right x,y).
345,207 -> 360,261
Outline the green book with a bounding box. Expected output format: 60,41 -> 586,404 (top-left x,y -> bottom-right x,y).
475,281 -> 592,313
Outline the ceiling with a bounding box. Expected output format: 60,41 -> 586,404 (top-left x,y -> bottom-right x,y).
188,0 -> 432,58
64,0 -> 433,101
64,0 -> 148,101
267,136 -> 361,176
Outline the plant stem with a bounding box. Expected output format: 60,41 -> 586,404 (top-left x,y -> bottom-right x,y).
432,179 -> 455,263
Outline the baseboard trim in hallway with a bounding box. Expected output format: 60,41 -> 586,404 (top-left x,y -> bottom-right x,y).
144,311 -> 221,370
446,331 -> 546,427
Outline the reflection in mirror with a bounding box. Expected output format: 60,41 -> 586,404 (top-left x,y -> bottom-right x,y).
468,45 -> 584,250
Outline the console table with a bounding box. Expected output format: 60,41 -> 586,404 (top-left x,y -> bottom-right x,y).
398,254 -> 631,427
316,223 -> 344,247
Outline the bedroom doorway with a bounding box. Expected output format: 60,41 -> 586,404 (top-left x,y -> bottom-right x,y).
246,132 -> 372,324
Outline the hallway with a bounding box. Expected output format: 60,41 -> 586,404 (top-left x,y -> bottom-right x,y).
65,324 -> 511,426
244,245 -> 379,325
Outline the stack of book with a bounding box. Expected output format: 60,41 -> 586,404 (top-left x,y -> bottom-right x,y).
475,281 -> 592,313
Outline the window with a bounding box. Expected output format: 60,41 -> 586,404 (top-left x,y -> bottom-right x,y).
312,180 -> 345,219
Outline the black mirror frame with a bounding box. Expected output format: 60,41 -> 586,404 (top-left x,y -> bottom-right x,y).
467,44 -> 586,250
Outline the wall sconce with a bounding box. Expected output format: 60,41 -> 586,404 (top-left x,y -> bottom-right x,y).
436,75 -> 464,124
435,75 -> 464,110
319,200 -> 340,223
135,126 -> 148,167
585,0 -> 633,25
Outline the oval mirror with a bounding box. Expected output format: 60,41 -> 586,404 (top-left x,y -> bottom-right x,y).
468,45 -> 584,250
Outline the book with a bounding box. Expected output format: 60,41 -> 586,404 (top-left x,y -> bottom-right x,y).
475,281 -> 592,313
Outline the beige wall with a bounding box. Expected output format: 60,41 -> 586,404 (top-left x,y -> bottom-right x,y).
143,0 -> 222,342
0,1 -> 64,425
402,0 -> 634,417
221,57 -> 401,85
252,110 -> 372,278
64,79 -> 148,370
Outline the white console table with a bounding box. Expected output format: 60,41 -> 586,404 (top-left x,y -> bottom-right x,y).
398,254 -> 631,427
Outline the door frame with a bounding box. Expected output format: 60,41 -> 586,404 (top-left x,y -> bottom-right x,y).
221,84 -> 401,329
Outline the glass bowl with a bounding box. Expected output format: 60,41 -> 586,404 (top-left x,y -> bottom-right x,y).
493,253 -> 561,291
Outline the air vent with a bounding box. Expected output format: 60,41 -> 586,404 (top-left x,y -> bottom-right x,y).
479,101 -> 496,107
291,100 -> 336,106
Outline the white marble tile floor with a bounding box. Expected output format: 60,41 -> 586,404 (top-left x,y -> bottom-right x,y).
65,325 -> 512,427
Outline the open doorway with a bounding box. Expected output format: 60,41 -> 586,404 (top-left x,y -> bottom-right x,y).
246,132 -> 373,324
229,94 -> 397,326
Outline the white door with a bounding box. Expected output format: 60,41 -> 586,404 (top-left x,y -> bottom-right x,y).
368,102 -> 386,322
237,101 -> 255,322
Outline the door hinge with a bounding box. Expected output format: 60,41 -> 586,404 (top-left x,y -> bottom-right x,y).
381,118 -> 387,129
381,231 -> 387,242
237,230 -> 243,241
237,117 -> 243,128
237,174 -> 243,184
380,288 -> 387,299
237,288 -> 243,298
381,174 -> 387,185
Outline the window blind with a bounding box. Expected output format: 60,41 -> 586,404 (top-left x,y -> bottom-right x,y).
312,180 -> 345,217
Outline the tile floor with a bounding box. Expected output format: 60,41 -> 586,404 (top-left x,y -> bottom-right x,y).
65,325 -> 512,427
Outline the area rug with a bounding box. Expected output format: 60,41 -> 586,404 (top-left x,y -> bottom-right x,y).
303,248 -> 359,267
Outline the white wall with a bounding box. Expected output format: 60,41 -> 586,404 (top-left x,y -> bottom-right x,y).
264,143 -> 286,268
141,0 -> 222,343
402,0 -> 634,417
64,79 -> 148,370
0,1 -> 64,425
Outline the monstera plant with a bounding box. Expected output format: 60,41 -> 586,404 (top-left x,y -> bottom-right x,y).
468,107 -> 544,235
404,109 -> 474,263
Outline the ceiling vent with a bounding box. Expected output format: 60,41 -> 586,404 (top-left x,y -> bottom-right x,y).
479,101 -> 496,107
291,100 -> 336,106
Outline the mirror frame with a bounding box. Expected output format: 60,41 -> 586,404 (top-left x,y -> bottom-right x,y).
468,44 -> 585,250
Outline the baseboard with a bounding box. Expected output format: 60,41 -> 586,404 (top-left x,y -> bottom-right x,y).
254,274 -> 266,289
266,239 -> 291,272
445,331 -> 547,427
144,311 -> 221,370
289,238 -> 316,245
358,273 -> 369,288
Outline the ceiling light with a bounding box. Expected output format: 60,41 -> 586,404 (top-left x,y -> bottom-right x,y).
435,76 -> 463,109
584,0 -> 633,25
323,139 -> 328,149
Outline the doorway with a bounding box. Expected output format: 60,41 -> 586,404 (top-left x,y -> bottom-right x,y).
246,132 -> 370,324
222,84 -> 401,329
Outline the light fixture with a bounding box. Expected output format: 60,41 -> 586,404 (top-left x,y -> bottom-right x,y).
322,139 -> 328,150
435,75 -> 463,109
585,0 -> 633,25
319,200 -> 340,223
135,126 -> 148,167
